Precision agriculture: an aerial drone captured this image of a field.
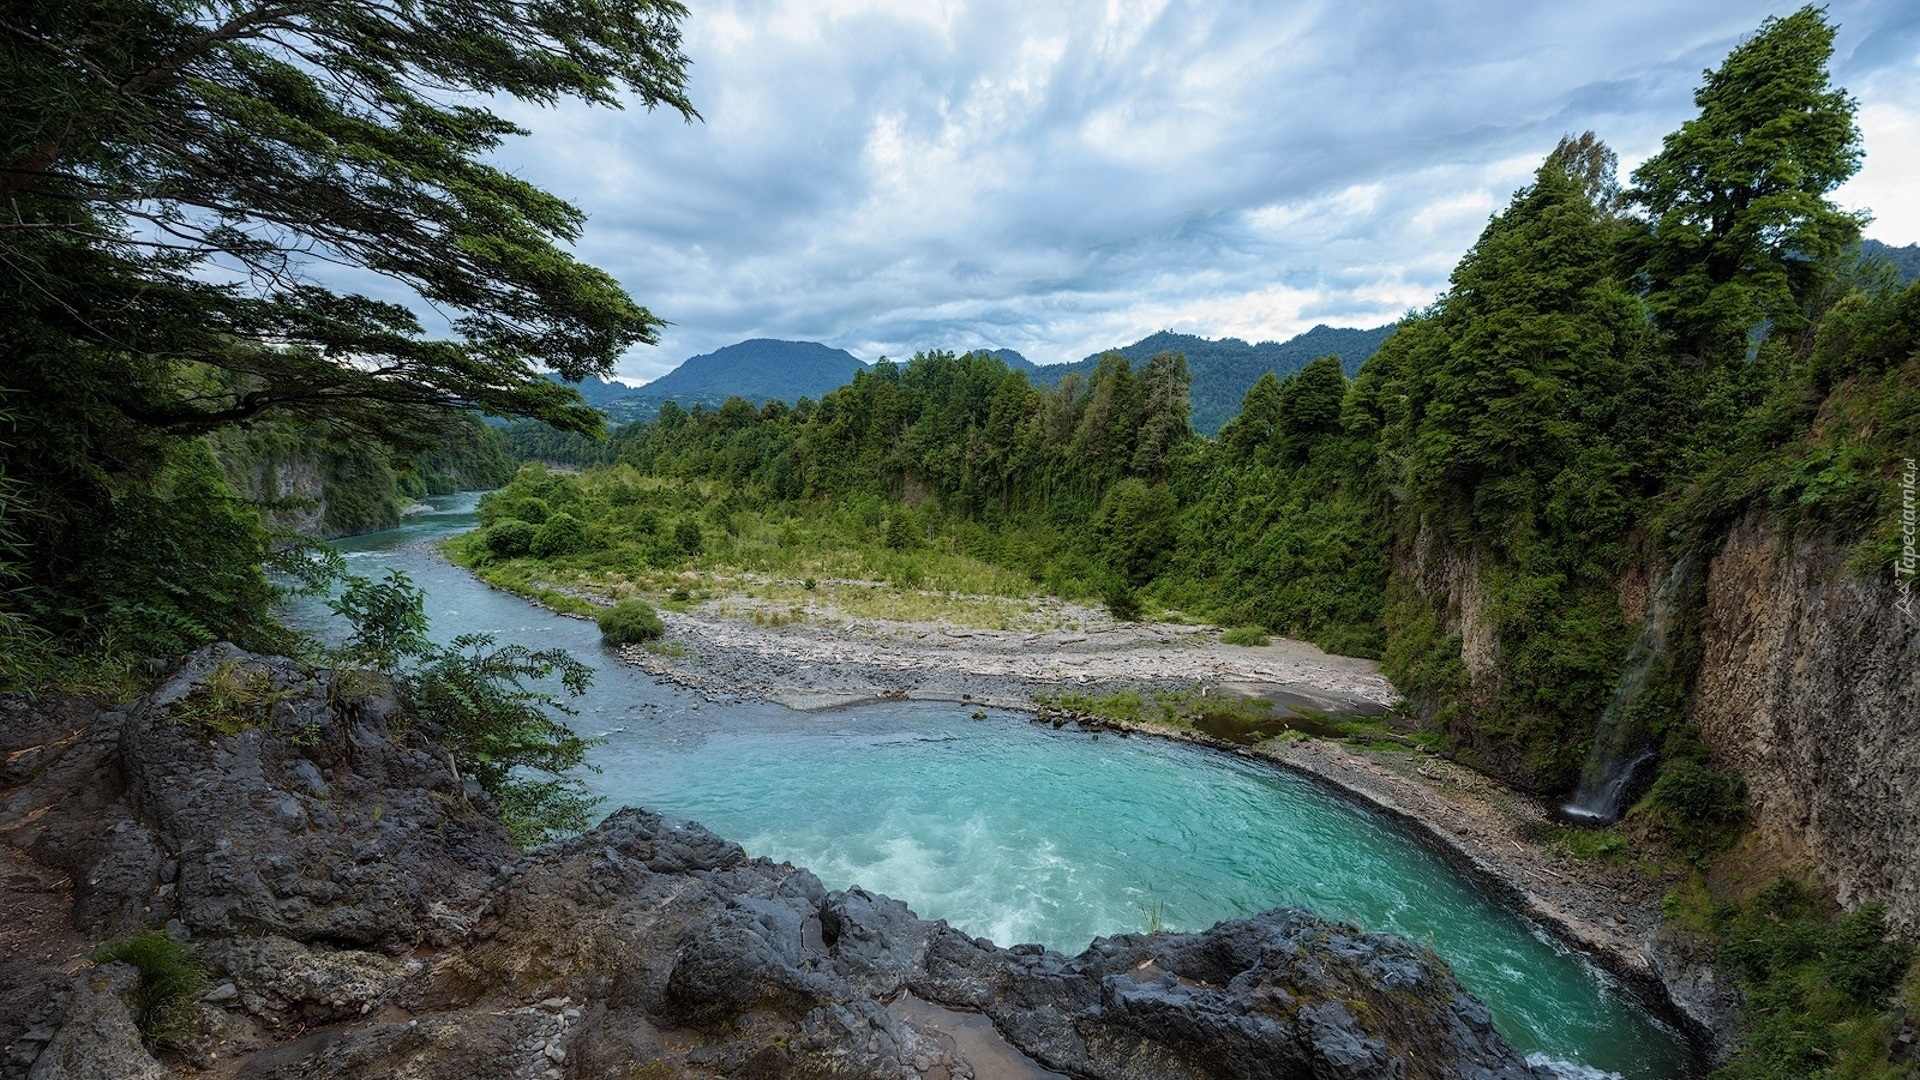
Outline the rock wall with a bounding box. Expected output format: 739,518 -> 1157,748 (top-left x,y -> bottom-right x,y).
1,645 -> 1558,1080
1690,511 -> 1920,928
218,454 -> 341,537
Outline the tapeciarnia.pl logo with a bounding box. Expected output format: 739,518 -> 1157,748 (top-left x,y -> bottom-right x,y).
1899,457 -> 1916,619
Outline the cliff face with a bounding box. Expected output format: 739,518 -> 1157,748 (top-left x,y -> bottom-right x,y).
1,646 -> 1555,1080
1689,511 -> 1920,928
218,454 -> 351,537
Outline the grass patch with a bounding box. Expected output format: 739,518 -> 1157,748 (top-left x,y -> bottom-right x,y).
1549,825 -> 1632,865
172,659 -> 288,735
1220,625 -> 1270,646
92,931 -> 205,1049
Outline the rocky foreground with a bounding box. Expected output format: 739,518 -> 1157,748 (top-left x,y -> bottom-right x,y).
1,645 -> 1557,1079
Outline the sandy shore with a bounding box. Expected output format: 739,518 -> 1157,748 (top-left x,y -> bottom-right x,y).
616,601 -> 1399,714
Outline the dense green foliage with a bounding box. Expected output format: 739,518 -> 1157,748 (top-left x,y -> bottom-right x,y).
330,570 -> 599,847
90,931 -> 204,1048
216,415 -> 515,537
1032,326 -> 1397,435
1,0 -> 693,676
1703,880 -> 1918,1079
598,599 -> 666,645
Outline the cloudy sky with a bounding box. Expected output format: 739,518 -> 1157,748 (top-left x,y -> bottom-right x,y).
488,1 -> 1920,383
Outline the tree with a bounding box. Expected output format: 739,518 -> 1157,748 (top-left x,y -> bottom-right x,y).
0,0 -> 696,662
2,0 -> 695,440
1628,6 -> 1863,360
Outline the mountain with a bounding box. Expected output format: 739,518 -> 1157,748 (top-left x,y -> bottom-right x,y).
639,339 -> 867,403
976,348 -> 1035,371
546,329 -> 1395,437
544,372 -> 642,408
1028,325 -> 1397,436
1863,238 -> 1920,284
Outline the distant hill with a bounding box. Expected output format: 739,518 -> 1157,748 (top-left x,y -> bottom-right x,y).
640,339 -> 867,403
540,328 -> 1396,438
1864,238 -> 1920,284
975,348 -> 1035,371
1028,325 -> 1397,436
543,372 -> 642,409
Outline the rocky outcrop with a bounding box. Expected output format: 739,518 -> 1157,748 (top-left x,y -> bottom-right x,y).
1689,511 -> 1920,929
2,645 -> 1555,1079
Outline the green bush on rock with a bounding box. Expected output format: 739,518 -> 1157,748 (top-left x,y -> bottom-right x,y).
598,599 -> 666,645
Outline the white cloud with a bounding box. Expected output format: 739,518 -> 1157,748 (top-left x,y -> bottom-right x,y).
469,0 -> 1919,380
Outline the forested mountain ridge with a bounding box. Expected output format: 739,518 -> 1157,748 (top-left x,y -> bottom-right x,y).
1028,325 -> 1397,434
540,328 -> 1392,439
639,338 -> 868,403
1863,238 -> 1920,284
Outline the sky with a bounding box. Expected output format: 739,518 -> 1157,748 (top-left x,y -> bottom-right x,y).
483,0 -> 1920,384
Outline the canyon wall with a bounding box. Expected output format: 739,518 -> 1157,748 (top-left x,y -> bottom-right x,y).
1689,511 -> 1920,928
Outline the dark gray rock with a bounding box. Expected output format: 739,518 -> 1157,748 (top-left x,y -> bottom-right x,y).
3,645 -> 1558,1080
24,965 -> 166,1080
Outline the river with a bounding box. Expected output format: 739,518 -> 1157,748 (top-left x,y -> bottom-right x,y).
292,492 -> 1695,1079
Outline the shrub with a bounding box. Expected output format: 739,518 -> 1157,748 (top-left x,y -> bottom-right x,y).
484,518 -> 536,557
92,932 -> 204,1048
672,520 -> 703,555
531,512 -> 589,558
404,633 -> 600,848
1102,579 -> 1142,622
1221,626 -> 1270,646
330,570 -> 600,848
598,599 -> 665,645
512,496 -> 551,524
1649,760 -> 1747,824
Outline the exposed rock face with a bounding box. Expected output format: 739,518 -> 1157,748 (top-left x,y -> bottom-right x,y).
1,645 -> 1554,1079
1690,511 -> 1920,929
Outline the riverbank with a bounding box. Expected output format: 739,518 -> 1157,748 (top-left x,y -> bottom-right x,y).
614,599 -> 1398,714
447,557 -> 1727,1066
583,593 -> 1733,1062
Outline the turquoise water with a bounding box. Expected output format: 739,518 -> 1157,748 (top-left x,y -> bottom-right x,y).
299,493 -> 1696,1079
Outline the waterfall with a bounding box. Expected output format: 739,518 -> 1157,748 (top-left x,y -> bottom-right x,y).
1561,559 -> 1692,824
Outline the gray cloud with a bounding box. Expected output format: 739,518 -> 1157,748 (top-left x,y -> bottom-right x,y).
478,1 -> 1917,381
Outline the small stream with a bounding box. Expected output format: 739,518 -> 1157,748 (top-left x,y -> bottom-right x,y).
292,493 -> 1695,1079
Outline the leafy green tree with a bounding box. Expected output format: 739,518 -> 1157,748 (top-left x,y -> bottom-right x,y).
1628,5 -> 1863,359
1094,478 -> 1177,587
1274,355 -> 1346,462
484,519 -> 537,559
1218,372 -> 1285,462
531,512 -> 590,557
329,569 -> 599,847
1,0 -> 696,664
2,0 -> 694,439
1130,351 -> 1193,478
